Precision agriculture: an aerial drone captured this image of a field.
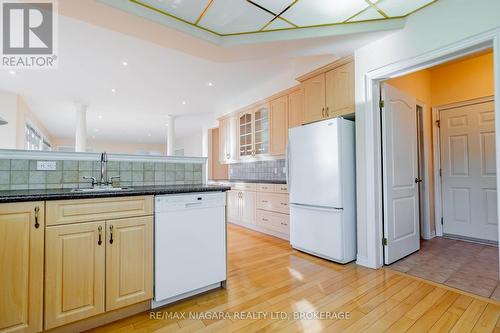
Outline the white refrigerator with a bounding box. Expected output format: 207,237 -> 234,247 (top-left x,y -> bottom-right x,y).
287,118 -> 356,264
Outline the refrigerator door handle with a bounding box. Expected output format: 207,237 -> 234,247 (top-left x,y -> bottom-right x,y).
286,142 -> 291,192
290,203 -> 343,212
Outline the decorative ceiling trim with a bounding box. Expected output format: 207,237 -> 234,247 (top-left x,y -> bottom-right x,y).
194,0 -> 214,25
364,0 -> 389,19
126,0 -> 438,37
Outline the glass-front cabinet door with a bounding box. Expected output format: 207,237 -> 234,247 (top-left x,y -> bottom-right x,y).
254,105 -> 269,156
239,112 -> 253,158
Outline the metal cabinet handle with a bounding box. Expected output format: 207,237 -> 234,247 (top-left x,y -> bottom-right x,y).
109,225 -> 114,244
321,107 -> 325,118
261,200 -> 269,203
280,222 -> 288,226
326,107 -> 330,117
415,178 -> 423,183
98,226 -> 102,245
34,206 -> 40,228
280,202 -> 288,206
262,218 -> 269,222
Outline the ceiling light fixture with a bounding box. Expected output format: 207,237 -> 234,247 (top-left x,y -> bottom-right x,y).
207,82 -> 213,86
8,70 -> 16,75
111,88 -> 116,93
181,101 -> 186,105
98,115 -> 103,120
121,61 -> 128,67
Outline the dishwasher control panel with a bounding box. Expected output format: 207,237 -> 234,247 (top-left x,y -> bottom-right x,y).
155,192 -> 226,212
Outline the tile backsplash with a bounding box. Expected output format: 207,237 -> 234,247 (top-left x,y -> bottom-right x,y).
229,159 -> 286,181
0,159 -> 203,190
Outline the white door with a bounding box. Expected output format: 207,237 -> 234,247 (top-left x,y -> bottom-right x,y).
440,100 -> 497,242
382,83 -> 420,265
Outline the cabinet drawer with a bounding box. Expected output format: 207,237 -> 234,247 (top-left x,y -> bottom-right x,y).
256,210 -> 289,234
257,184 -> 275,193
256,193 -> 289,214
46,196 -> 153,226
275,184 -> 288,193
232,183 -> 256,191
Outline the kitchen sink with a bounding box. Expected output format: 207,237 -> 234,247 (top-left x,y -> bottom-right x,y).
70,186 -> 132,192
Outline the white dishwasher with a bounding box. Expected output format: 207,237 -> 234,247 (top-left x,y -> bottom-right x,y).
153,191 -> 226,308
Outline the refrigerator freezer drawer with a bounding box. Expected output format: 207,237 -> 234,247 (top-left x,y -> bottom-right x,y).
289,204 -> 355,264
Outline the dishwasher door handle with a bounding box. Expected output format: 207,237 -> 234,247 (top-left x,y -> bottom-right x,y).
185,202 -> 203,208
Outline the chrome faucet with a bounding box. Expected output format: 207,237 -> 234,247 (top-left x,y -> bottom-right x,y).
100,152 -> 107,185
83,152 -> 119,187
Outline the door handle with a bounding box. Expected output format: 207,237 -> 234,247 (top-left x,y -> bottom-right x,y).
326,107 -> 330,117
415,178 -> 423,183
109,224 -> 114,244
34,206 -> 40,228
321,107 -> 325,118
98,225 -> 102,245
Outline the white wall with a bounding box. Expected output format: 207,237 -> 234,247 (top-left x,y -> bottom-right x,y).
354,0 -> 500,268
0,91 -> 18,149
176,130 -> 204,157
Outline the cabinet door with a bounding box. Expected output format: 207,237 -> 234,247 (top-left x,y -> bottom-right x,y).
240,191 -> 256,225
288,88 -> 304,128
238,112 -> 253,158
45,221 -> 105,329
218,118 -> 229,163
270,96 -> 288,156
326,61 -> 355,117
209,127 -> 228,179
302,73 -> 326,124
254,105 -> 269,156
0,202 -> 44,333
106,216 -> 153,311
227,190 -> 240,221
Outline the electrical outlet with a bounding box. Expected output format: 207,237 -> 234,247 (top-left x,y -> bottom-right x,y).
37,161 -> 56,171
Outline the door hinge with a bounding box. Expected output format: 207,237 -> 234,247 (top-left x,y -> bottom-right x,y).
441,217 -> 444,225
379,100 -> 385,108
382,238 -> 388,246
436,119 -> 440,128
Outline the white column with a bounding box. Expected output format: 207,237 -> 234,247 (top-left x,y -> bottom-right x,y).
75,103 -> 87,152
166,115 -> 175,156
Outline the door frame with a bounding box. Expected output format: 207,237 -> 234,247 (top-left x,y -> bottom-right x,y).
432,95 -> 496,238
363,28 -> 500,270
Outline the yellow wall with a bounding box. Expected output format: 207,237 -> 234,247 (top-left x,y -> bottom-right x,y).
386,50 -> 494,235
430,51 -> 494,106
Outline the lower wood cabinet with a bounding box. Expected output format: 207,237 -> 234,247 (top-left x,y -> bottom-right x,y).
44,198 -> 154,330
0,202 -> 44,333
106,216 -> 153,311
44,221 -> 106,329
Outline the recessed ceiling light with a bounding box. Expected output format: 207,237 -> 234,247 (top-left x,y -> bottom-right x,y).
148,133 -> 151,137
181,101 -> 186,105
165,123 -> 169,127
111,88 -> 116,93
98,115 -> 103,120
8,70 -> 16,75
121,61 -> 128,67
207,82 -> 213,86
92,135 -> 96,139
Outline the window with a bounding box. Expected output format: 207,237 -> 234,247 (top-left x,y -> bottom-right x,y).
25,124 -> 51,151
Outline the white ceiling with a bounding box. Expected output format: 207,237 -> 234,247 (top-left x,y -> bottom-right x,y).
101,0 -> 436,44
0,4 -> 394,146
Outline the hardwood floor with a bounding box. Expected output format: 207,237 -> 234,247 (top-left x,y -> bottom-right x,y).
88,224 -> 500,333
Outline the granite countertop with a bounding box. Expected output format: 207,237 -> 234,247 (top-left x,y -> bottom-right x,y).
0,185 -> 231,203
209,179 -> 287,185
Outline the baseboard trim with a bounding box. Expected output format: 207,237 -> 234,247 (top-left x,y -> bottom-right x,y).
152,283 -> 223,309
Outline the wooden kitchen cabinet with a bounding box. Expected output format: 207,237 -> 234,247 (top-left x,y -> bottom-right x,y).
45,221 -> 106,329
208,127 -> 228,180
0,202 -> 44,333
227,189 -> 256,225
106,216 -> 153,311
325,61 -> 355,117
288,88 -> 304,128
302,73 -> 326,124
227,190 -> 240,221
270,95 -> 288,156
218,115 -> 238,164
238,105 -> 270,159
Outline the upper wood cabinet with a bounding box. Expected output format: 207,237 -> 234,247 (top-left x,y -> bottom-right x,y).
270,95 -> 288,156
238,105 -> 270,159
218,115 -> 237,164
300,58 -> 355,124
106,216 -> 153,311
288,88 -> 304,128
302,73 -> 326,124
45,221 -> 106,330
208,127 -> 228,180
0,202 -> 44,333
325,61 -> 355,117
